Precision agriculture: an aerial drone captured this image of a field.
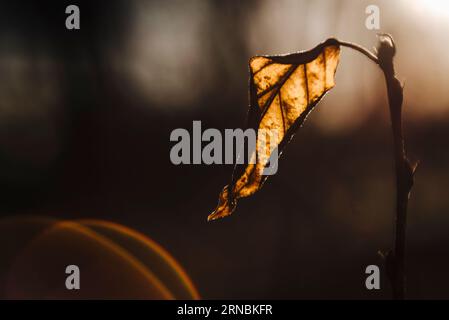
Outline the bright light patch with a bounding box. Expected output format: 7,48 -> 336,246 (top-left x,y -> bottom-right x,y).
410,0 -> 449,18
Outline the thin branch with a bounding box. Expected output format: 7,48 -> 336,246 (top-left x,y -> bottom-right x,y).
377,34 -> 417,300
339,35 -> 417,299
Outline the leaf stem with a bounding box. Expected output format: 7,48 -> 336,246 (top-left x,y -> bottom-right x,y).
337,40 -> 379,64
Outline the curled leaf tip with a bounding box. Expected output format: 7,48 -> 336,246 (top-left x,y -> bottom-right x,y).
207,185 -> 237,222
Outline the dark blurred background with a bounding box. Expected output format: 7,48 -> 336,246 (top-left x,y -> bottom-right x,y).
1,0 -> 449,299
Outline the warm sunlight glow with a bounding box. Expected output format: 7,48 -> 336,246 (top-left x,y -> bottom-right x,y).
411,0 -> 449,18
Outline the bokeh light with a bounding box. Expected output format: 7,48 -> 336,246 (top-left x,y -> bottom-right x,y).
0,217 -> 199,299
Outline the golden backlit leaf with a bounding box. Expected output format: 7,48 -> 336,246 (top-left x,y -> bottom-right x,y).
208,39 -> 341,221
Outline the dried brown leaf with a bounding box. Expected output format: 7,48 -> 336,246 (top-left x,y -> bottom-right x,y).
208,39 -> 341,221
